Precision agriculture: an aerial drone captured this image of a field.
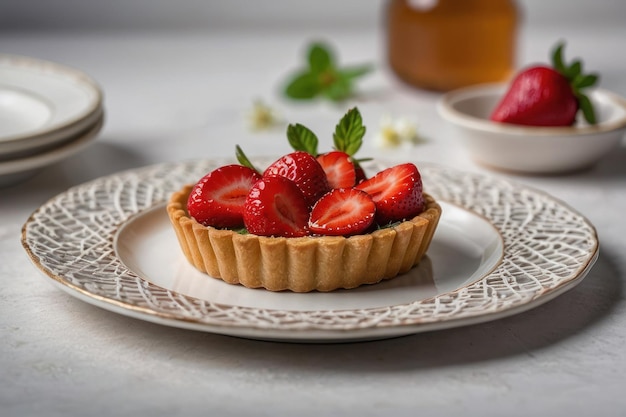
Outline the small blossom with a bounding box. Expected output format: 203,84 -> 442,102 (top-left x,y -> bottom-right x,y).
246,100 -> 281,131
374,115 -> 422,148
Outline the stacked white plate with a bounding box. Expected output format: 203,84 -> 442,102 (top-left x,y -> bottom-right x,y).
0,54 -> 104,187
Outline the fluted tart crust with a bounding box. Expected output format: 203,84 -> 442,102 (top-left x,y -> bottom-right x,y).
167,184 -> 441,292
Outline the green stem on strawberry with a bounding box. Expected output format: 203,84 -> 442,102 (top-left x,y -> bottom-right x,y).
551,41 -> 599,124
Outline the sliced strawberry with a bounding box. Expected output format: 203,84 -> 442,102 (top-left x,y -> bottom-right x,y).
243,176 -> 310,237
309,188 -> 375,236
316,151 -> 357,189
263,151 -> 330,207
355,163 -> 424,225
187,164 -> 261,228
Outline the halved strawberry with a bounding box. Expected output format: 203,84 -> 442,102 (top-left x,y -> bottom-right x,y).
187,164 -> 261,228
309,188 -> 375,236
316,151 -> 357,189
243,176 -> 310,237
263,151 -> 330,207
355,163 -> 424,225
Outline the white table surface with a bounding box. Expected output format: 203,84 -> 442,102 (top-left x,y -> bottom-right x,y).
2,24 -> 626,416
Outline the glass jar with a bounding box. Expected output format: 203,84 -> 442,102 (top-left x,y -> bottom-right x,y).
386,0 -> 518,91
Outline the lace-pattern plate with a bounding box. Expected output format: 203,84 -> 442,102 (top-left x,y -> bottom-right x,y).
21,160 -> 599,342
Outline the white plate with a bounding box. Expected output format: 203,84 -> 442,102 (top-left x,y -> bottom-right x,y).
0,54 -> 103,157
0,114 -> 103,187
21,160 -> 599,342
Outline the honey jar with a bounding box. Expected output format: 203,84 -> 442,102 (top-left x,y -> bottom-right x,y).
386,0 -> 519,91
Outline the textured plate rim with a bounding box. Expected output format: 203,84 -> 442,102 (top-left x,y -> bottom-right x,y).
21,160 -> 600,341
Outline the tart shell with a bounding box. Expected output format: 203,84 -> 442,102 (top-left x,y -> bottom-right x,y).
167,184 -> 441,292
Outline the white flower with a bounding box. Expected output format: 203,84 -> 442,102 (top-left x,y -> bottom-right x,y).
246,100 -> 281,131
375,115 -> 422,148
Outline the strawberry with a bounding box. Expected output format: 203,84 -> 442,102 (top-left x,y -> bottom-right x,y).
490,42 -> 599,126
187,164 -> 261,228
355,163 -> 424,225
316,151 -> 357,189
354,164 -> 368,184
263,151 -> 330,207
243,176 -> 310,237
309,188 -> 376,236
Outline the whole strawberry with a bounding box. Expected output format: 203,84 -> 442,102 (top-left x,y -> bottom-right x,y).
490,42 -> 599,126
263,151 -> 330,208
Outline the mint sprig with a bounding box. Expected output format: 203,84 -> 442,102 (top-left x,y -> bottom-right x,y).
333,107 -> 366,156
284,42 -> 372,102
235,145 -> 261,174
286,123 -> 319,155
551,42 -> 599,124
283,107 -> 367,157
237,108 -> 370,177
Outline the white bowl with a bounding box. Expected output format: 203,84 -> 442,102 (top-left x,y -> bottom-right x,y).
437,83 -> 626,174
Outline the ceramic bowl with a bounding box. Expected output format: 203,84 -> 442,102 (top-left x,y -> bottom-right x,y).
437,83 -> 626,174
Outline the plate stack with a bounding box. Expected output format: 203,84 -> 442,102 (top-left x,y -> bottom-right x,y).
0,54 -> 104,187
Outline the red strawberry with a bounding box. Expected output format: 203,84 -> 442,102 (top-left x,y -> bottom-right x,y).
355,163 -> 424,225
490,67 -> 578,126
354,164 -> 368,184
243,176 -> 310,237
263,151 -> 330,207
309,188 -> 376,236
316,151 -> 357,189
187,164 -> 261,228
490,42 -> 598,126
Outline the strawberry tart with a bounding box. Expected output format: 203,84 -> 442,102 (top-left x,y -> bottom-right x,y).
167,108 -> 441,292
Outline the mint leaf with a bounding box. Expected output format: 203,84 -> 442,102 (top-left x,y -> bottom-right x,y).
333,107 -> 366,156
308,43 -> 334,73
235,145 -> 261,174
284,71 -> 321,99
340,64 -> 373,80
323,76 -> 352,101
287,123 -> 319,155
283,41 -> 372,102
